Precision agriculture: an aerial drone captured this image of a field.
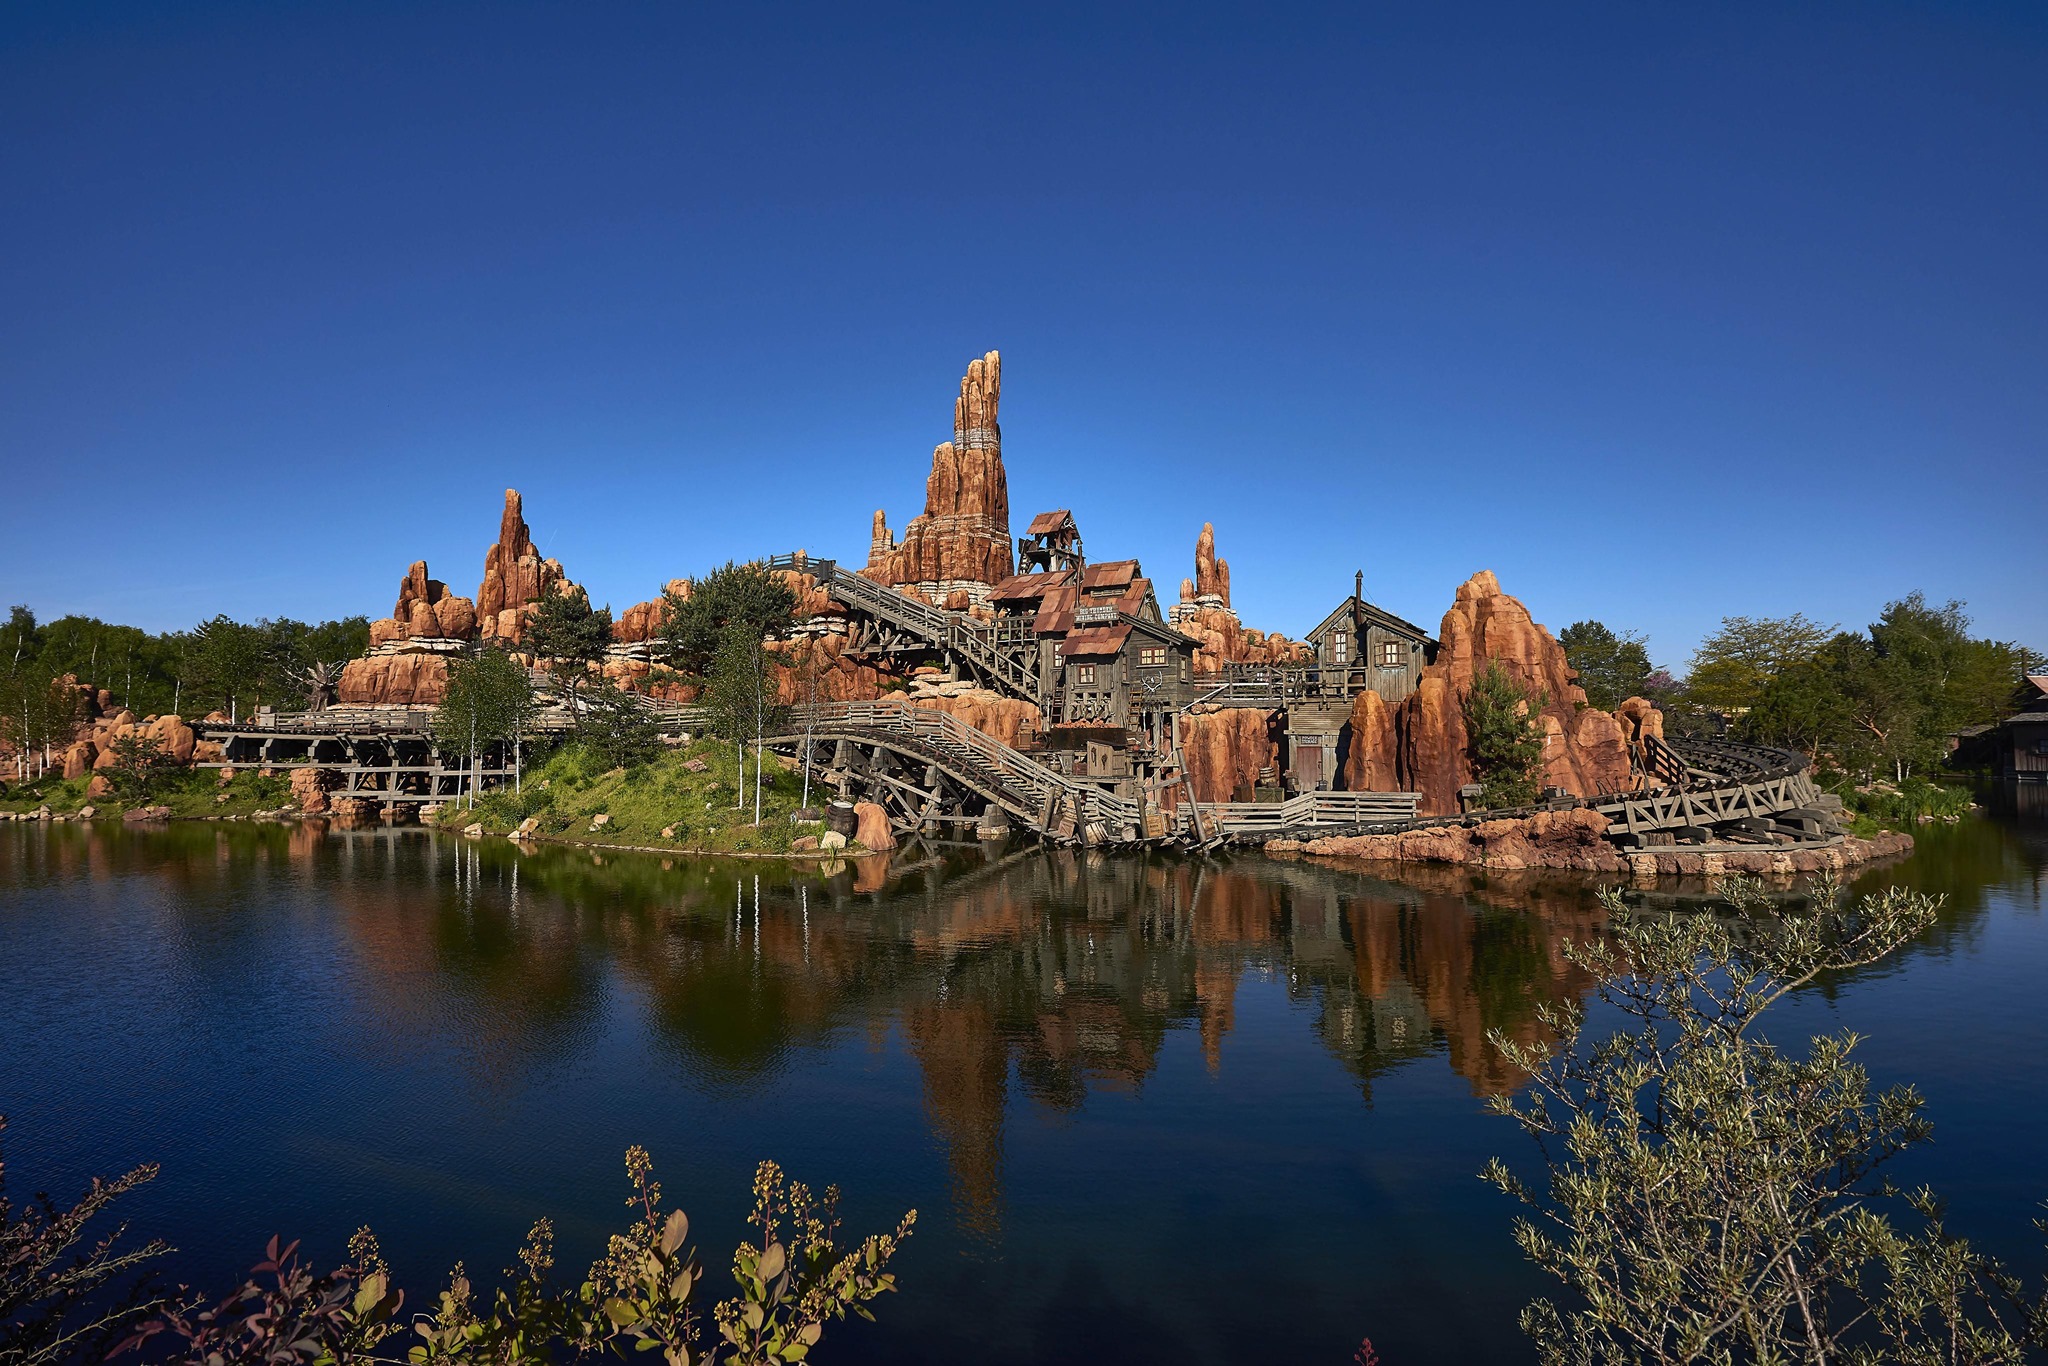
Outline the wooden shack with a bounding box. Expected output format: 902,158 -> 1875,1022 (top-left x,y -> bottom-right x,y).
1995,676 -> 2048,782
1302,573 -> 1436,705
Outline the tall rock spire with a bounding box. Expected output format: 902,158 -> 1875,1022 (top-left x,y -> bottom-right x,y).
863,351 -> 1013,596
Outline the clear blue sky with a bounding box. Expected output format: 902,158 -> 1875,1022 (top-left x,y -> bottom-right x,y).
3,2 -> 2042,670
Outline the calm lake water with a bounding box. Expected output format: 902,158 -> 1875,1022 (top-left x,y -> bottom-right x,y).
3,791 -> 2045,1364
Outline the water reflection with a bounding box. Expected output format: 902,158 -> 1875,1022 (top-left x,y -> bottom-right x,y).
4,821 -> 1626,1232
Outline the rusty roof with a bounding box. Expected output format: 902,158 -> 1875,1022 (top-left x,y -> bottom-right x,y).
1058,623 -> 1134,657
1033,583 -> 1080,635
990,569 -> 1073,602
1116,577 -> 1154,615
1025,509 -> 1075,536
1080,559 -> 1140,591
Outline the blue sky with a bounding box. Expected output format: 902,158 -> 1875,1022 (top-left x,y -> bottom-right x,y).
2,2 -> 2042,670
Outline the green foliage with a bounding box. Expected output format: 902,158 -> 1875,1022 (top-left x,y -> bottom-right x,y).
659,563 -> 798,679
433,648 -> 536,756
1485,875 -> 2048,1365
575,683 -> 665,770
1559,620 -> 1654,712
100,733 -> 172,800
1684,612 -> 1836,716
525,588 -> 614,702
0,671 -> 88,780
704,626 -> 790,745
462,740 -> 816,853
1745,595 -> 2033,782
0,1114 -> 169,1365
1463,660 -> 1547,808
124,1147 -> 911,1366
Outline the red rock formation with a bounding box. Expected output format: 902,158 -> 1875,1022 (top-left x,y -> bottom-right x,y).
1178,707 -> 1280,804
1194,523 -> 1229,606
1279,808 -> 1625,872
853,801 -> 897,852
864,352 -> 1013,591
335,654 -> 449,706
477,490 -> 571,644
910,691 -> 1040,750
614,580 -> 690,644
378,560 -> 479,644
1340,690 -> 1399,792
1342,571 -> 1639,814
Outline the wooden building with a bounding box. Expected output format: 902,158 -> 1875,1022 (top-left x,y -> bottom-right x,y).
1302,573 -> 1437,705
1996,676 -> 2048,782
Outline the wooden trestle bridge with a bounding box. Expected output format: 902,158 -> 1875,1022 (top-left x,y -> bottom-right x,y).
192,555 -> 1840,850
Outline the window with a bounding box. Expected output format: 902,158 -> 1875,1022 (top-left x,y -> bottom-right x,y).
1139,646 -> 1167,668
1074,664 -> 1096,685
1381,641 -> 1403,667
1332,633 -> 1347,662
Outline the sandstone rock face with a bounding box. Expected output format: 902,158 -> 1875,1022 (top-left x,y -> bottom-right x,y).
1178,608 -> 1311,675
614,580 -> 690,644
1194,523 -> 1230,606
1283,808 -> 1624,872
864,352 -> 1013,593
336,654 -> 450,706
384,560 -> 479,643
1340,690 -> 1399,792
1341,571 -> 1640,815
290,766 -> 334,814
853,800 -> 897,852
910,691 -> 1039,750
477,490 -> 572,644
1179,707 -> 1279,804
61,740 -> 96,780
1614,696 -> 1665,747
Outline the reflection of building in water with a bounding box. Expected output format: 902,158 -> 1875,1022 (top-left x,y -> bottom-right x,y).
94,827 -> 1609,1236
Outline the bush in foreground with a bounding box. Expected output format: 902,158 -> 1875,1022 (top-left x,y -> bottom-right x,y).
1,1124 -> 911,1366
1485,874 -> 2048,1363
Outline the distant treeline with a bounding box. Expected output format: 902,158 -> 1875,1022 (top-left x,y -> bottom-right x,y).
1562,591 -> 2038,784
0,605 -> 369,738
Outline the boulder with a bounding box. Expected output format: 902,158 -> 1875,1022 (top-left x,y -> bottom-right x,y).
122,805 -> 171,822
819,830 -> 848,851
909,690 -> 1039,750
432,595 -> 477,639
85,774 -> 112,800
853,800 -> 896,851
791,834 -> 820,852
145,714 -> 196,764
862,352 -> 1013,590
61,740 -> 96,780
289,766 -> 333,814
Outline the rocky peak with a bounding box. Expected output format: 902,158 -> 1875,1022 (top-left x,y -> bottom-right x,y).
477,489 -> 572,643
863,352 -> 1013,593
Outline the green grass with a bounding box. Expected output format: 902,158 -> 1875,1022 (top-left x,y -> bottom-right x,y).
1823,774 -> 1975,836
0,765 -> 291,819
436,738 -> 834,855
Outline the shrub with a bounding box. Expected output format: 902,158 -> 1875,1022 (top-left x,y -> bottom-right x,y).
1463,661 -> 1547,809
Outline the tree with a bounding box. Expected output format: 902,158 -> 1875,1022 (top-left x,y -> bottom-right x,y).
433,648 -> 535,808
525,588 -> 613,707
658,562 -> 798,679
703,624 -> 789,820
1485,875 -> 2048,1364
1463,661 -> 1547,808
1560,621 -> 1654,712
183,615 -> 271,718
100,733 -> 173,801
1685,614 -> 1836,716
575,681 -> 664,769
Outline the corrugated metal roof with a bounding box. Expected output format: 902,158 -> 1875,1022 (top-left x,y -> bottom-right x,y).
990,569 -> 1072,602
1081,559 -> 1139,590
1033,584 -> 1079,634
1059,624 -> 1133,657
1116,577 -> 1153,615
1025,509 -> 1074,536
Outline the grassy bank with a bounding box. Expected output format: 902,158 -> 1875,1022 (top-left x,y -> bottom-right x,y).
0,766 -> 292,819
1826,774 -> 1976,838
433,737 -> 842,856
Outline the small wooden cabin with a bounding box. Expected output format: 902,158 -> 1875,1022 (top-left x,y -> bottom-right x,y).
1996,676 -> 2048,782
1303,575 -> 1437,704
